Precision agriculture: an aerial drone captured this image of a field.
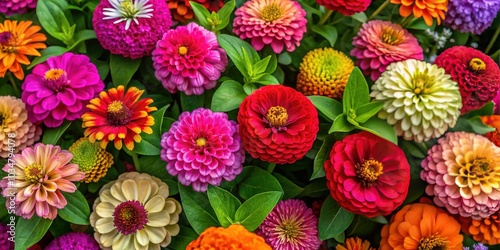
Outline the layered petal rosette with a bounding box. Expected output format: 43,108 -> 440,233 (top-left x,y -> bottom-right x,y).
461,211 -> 500,246
336,237 -> 376,250
45,232 -> 100,250
187,224 -> 272,249
167,0 -> 224,22
444,0 -> 500,35
390,0 -> 448,26
315,0 -> 371,16
69,137 -> 114,183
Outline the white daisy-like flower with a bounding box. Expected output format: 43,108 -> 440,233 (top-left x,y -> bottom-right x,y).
103,0 -> 154,30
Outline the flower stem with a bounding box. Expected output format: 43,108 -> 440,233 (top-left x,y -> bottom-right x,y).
318,9 -> 333,26
368,0 -> 390,20
129,151 -> 141,172
399,16 -> 413,28
7,73 -> 20,97
266,163 -> 276,173
486,23 -> 500,54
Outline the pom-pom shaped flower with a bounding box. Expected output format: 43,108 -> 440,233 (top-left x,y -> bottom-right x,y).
160,108 -> 244,192
237,85 -> 319,164
69,137 -> 114,183
371,59 -> 462,142
256,199 -> 321,250
0,223 -> 14,250
380,203 -> 463,249
0,20 -> 46,80
152,22 -> 228,95
444,0 -> 500,35
296,48 -> 354,98
232,0 -> 307,53
167,0 -> 224,22
421,131 -> 500,219
82,85 -> 157,151
0,0 -> 37,16
463,243 -> 489,250
460,211 -> 500,246
187,224 -> 272,249
481,115 -> 500,147
315,0 -> 371,16
92,0 -> 172,59
0,96 -> 42,158
390,0 -> 448,26
90,172 -> 182,250
45,232 -> 100,250
351,20 -> 424,81
336,237 -> 376,250
434,46 -> 500,114
324,131 -> 411,218
0,143 -> 85,219
22,52 -> 105,128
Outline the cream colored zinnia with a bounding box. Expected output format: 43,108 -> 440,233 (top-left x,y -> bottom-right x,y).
370,59 -> 462,142
90,172 -> 182,250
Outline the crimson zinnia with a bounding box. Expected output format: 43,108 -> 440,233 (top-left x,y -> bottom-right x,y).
316,0 -> 371,16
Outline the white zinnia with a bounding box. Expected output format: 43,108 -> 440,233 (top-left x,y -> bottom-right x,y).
103,0 -> 154,30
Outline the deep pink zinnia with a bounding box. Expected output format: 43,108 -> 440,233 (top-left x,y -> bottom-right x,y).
324,131 -> 411,218
21,52 -> 104,128
232,0 -> 307,54
45,232 -> 100,250
351,20 -> 424,81
152,22 -> 228,95
316,0 -> 371,16
0,0 -> 37,16
256,199 -> 322,250
160,108 -> 244,192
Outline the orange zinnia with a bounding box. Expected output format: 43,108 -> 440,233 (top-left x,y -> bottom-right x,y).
481,115 -> 500,146
187,224 -> 272,250
0,20 -> 46,80
336,237 -> 375,250
460,211 -> 500,245
390,0 -> 448,26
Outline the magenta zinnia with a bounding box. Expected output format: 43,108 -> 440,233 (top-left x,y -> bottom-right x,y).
0,0 -> 37,16
45,232 -> 100,250
232,0 -> 307,53
152,22 -> 228,95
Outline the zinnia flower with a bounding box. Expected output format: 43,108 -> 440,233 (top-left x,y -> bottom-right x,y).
0,143 -> 85,219
434,46 -> 500,114
421,131 -> 500,219
69,137 -> 114,183
0,96 -> 42,158
232,0 -> 307,53
380,203 -> 463,249
81,85 -> 157,151
92,0 -> 172,59
90,172 -> 182,250
0,0 -> 37,16
160,108 -> 244,192
152,22 -> 228,95
45,232 -> 100,250
237,85 -> 319,164
481,115 -> 500,147
256,199 -> 322,250
0,20 -> 46,80
315,0 -> 371,16
296,48 -> 354,98
493,90 -> 500,115
390,0 -> 448,26
187,224 -> 272,250
444,0 -> 500,35
463,243 -> 489,250
0,223 -> 14,250
21,52 -> 105,128
351,20 -> 424,81
167,0 -> 224,22
324,131 -> 411,218
460,211 -> 500,246
336,237 -> 376,250
370,59 -> 462,142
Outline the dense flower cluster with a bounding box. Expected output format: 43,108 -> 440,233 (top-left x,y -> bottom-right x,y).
167,0 -> 224,22
187,224 -> 272,249
460,211 -> 500,246
390,0 -> 448,26
0,0 -> 37,16
444,0 -> 500,35
45,232 -> 100,250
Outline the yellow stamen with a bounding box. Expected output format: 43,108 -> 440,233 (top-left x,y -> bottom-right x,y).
260,4 -> 283,22
196,137 -> 207,147
107,101 -> 124,113
418,233 -> 449,250
381,27 -> 405,45
357,159 -> 384,186
178,46 -> 188,55
469,58 -> 486,71
266,106 -> 288,127
24,163 -> 43,183
44,68 -> 66,81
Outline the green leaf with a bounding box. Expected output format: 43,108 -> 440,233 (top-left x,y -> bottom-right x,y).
253,56 -> 271,75
273,173 -> 303,199
15,217 -> 53,250
110,54 -> 142,87
133,105 -> 168,156
358,117 -> 398,144
139,155 -> 178,195
167,225 -> 199,250
0,84 -> 15,97
307,96 -> 342,122
318,196 -> 355,240
278,52 -> 292,65
211,80 -> 247,112
178,183 -> 220,234
28,46 -> 68,69
354,101 -> 384,123
58,190 -> 90,225
311,134 -> 335,180
180,92 -> 205,112
234,191 -> 282,231
400,140 -> 426,158
253,73 -> 279,85
299,178 -> 329,198
67,29 -> 96,51
330,114 -> 355,133
217,34 -> 260,78
342,67 -> 370,113
351,12 -> 367,23
41,121 -> 72,145
36,0 -> 71,42
216,0 -> 236,31
462,102 -> 494,118
190,1 -> 211,28
333,232 -> 345,243
243,82 -> 258,95
311,25 -> 338,47
450,116 -> 495,134
238,166 -> 283,200
207,185 -> 241,227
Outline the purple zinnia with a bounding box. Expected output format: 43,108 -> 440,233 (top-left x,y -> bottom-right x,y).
45,232 -> 100,250
444,0 -> 500,35
152,22 -> 228,95
463,243 -> 489,250
21,52 -> 104,128
0,0 -> 37,16
256,199 -> 322,250
92,0 -> 172,59
160,108 -> 244,192
0,223 -> 14,250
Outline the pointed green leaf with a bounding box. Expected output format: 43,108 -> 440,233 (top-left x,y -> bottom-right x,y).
318,196 -> 355,240
253,55 -> 272,75
307,96 -> 342,122
311,25 -> 338,47
357,117 -> 397,144
252,73 -> 279,85
273,173 -> 304,199
354,101 -> 384,123
330,114 -> 355,133
216,0 -> 236,31
178,183 -> 220,234
180,92 -> 205,112
189,1 -> 211,28
311,134 -> 335,180
110,54 -> 141,87
28,46 -> 68,69
15,217 -> 53,250
217,34 -> 259,78
41,121 -> 72,145
369,215 -> 388,224
36,0 -> 70,42
342,67 -> 370,112
58,190 -> 90,225
207,185 -> 241,227
234,191 -> 282,231
211,80 -> 247,112
238,166 -> 283,200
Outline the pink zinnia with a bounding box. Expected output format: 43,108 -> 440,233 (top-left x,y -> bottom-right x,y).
351,20 -> 423,81
316,0 -> 371,16
21,52 -> 104,128
232,0 -> 307,54
0,143 -> 85,219
256,199 -> 321,250
160,108 -> 244,192
0,0 -> 37,16
152,22 -> 228,95
45,232 -> 100,250
0,223 -> 14,250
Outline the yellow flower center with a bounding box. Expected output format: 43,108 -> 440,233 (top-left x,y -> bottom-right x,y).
196,137 -> 207,147
469,58 -> 486,72
469,158 -> 493,178
24,163 -> 43,183
381,27 -> 404,45
277,219 -> 301,242
44,68 -> 69,92
178,46 -> 188,55
260,4 -> 282,22
44,68 -> 66,81
0,113 -> 6,128
120,0 -> 139,18
107,100 -> 132,126
418,233 -> 449,250
266,106 -> 288,127
357,159 -> 383,186
412,74 -> 432,95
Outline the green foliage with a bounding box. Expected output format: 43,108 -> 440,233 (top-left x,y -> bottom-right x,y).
234,191 -> 282,231
318,196 -> 355,241
110,55 -> 142,88
15,217 -> 53,250
58,190 -> 90,225
207,185 -> 241,227
178,184 -> 220,234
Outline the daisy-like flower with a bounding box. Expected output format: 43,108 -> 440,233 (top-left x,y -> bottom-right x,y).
0,223 -> 14,250
371,59 -> 462,142
187,224 -> 272,250
296,48 -> 354,99
421,131 -> 500,219
81,86 -> 157,151
460,211 -> 500,246
351,20 -> 424,81
90,172 -> 182,250
21,52 -> 105,128
152,22 -> 228,95
69,137 -> 114,183
324,131 -> 411,218
390,0 -> 448,26
316,0 -> 371,16
380,203 -> 463,249
0,96 -> 42,158
444,0 -> 500,35
45,232 -> 100,250
167,0 -> 224,22
0,143 -> 85,219
0,0 -> 37,16
232,0 -> 307,53
0,20 -> 46,80
237,85 -> 319,164
103,0 -> 154,31
336,237 -> 376,250
256,199 -> 322,250
434,46 -> 500,114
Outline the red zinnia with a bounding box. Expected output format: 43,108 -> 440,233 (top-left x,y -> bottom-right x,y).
237,85 -> 319,164
316,0 -> 372,16
324,131 -> 411,218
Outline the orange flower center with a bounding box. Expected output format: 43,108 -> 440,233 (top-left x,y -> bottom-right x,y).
266,106 -> 288,127
113,200 -> 148,235
107,100 -> 132,126
196,137 -> 207,147
418,233 -> 449,250
24,163 -> 43,183
44,68 -> 69,92
469,58 -> 486,72
381,27 -> 404,45
357,159 -> 383,186
260,4 -> 282,22
178,46 -> 188,55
